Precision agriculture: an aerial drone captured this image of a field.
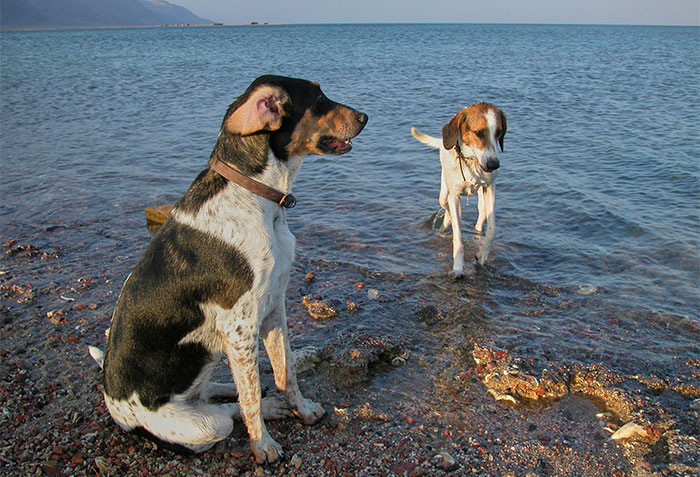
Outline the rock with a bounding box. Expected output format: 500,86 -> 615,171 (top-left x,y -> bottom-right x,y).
610,422 -> 649,440
690,398 -> 700,410
357,402 -> 388,421
433,451 -> 458,471
391,350 -> 409,366
577,285 -> 598,295
321,333 -> 410,384
292,346 -> 321,372
473,343 -> 568,402
302,295 -> 339,320
88,346 -> 105,369
415,304 -> 442,325
145,203 -> 175,228
487,388 -> 518,404
46,309 -> 68,325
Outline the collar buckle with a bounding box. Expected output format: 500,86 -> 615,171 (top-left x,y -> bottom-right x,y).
279,194 -> 297,209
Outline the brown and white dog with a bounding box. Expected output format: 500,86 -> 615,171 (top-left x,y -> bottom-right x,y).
412,103 -> 506,276
91,76 -> 367,463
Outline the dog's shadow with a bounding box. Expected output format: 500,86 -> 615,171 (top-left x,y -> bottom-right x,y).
422,208 -> 484,238
422,209 -> 449,237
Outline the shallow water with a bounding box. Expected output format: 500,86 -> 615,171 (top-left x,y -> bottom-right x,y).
1,24 -> 698,382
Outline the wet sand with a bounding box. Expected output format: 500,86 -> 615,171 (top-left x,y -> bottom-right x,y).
1,236 -> 698,476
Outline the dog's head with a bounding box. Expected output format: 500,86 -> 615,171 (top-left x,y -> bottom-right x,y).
441,103 -> 507,173
221,75 -> 368,160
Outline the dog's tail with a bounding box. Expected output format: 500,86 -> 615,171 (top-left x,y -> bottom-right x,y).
88,346 -> 105,370
411,127 -> 442,149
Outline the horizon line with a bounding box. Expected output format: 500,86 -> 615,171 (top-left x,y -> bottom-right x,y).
2,21 -> 699,32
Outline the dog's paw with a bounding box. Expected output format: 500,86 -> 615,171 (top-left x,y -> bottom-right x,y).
252,436 -> 284,465
293,398 -> 326,425
448,269 -> 465,280
475,253 -> 488,266
261,396 -> 292,420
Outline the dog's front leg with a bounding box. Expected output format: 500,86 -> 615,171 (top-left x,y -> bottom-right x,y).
262,303 -> 326,425
438,170 -> 452,231
475,187 -> 486,233
476,184 -> 496,265
223,335 -> 282,464
446,192 -> 465,277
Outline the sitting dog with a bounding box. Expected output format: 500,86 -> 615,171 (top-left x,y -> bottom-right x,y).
95,75 -> 367,463
411,103 -> 506,276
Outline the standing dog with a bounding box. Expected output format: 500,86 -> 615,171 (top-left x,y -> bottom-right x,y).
96,75 -> 367,463
412,103 -> 506,276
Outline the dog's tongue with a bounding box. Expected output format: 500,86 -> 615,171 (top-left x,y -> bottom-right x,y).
330,139 -> 351,152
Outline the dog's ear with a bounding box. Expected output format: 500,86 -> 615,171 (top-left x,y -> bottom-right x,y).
224,85 -> 291,136
442,112 -> 464,150
498,110 -> 507,152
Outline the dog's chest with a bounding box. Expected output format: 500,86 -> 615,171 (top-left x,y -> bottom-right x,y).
252,210 -> 295,306
441,151 -> 495,197
211,204 -> 294,316
172,181 -> 296,312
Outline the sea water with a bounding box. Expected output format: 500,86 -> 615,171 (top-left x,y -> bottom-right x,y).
1,23 -> 698,378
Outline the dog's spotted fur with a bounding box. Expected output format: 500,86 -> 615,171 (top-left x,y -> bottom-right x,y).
412,103 -> 507,275
99,75 -> 367,463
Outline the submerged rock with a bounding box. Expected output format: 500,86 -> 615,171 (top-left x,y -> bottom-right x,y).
292,346 -> 321,373
302,295 -> 339,320
321,333 -> 411,385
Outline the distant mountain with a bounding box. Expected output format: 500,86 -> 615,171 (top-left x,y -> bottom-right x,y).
0,0 -> 213,29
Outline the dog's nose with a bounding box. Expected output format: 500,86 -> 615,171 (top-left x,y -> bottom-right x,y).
355,111 -> 368,125
485,159 -> 500,171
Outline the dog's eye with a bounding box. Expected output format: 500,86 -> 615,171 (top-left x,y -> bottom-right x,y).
474,130 -> 485,138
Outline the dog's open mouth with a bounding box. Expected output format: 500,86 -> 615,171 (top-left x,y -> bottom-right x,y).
319,136 -> 353,155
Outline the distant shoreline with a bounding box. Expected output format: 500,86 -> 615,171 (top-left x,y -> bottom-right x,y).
2,22 -> 697,32
0,23 -> 281,32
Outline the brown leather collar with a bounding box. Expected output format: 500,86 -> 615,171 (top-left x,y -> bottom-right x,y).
209,157 -> 296,209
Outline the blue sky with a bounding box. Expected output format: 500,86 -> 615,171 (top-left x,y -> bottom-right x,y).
175,0 -> 700,26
